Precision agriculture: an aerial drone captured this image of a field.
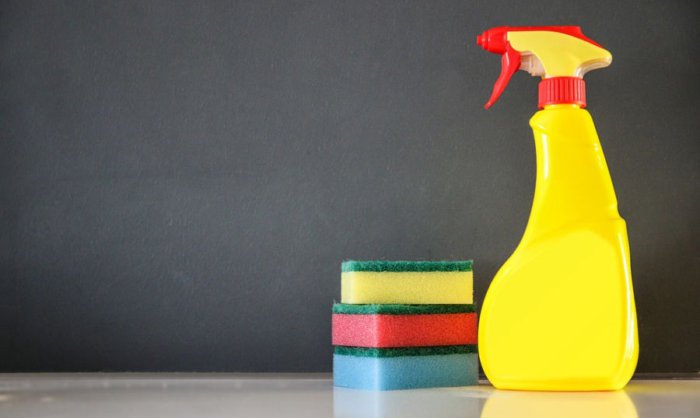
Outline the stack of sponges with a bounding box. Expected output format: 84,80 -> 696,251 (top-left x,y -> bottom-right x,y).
333,260 -> 478,390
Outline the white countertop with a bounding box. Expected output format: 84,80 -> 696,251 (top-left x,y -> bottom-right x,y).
0,374 -> 698,417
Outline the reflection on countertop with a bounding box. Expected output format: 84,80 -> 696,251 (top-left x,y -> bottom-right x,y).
481,389 -> 637,418
335,380 -> 699,418
0,374 -> 697,418
334,385 -> 487,418
334,385 -> 637,418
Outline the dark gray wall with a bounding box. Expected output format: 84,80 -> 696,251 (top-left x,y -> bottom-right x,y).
1,0 -> 698,373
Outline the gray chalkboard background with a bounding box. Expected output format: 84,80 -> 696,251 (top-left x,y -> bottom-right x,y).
2,0 -> 698,373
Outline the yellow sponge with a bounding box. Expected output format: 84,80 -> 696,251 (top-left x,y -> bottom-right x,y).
340,260 -> 473,304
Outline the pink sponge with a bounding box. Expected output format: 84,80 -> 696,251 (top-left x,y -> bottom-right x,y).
332,304 -> 477,348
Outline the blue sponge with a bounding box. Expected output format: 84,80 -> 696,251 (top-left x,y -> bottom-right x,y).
333,353 -> 479,390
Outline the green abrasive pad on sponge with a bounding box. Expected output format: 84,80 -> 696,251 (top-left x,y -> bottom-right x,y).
342,260 -> 473,272
334,345 -> 478,358
332,303 -> 475,315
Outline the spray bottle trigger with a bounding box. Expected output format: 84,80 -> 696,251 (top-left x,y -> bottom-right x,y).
485,43 -> 521,109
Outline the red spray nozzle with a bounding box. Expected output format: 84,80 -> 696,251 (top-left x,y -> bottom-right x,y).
477,28 -> 509,54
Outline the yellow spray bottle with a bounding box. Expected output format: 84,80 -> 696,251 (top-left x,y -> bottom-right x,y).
476,26 -> 638,391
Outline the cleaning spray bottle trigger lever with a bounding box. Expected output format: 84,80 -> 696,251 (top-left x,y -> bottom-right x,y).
482,42 -> 520,109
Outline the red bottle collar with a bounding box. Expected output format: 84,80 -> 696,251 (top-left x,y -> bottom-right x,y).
538,77 -> 586,109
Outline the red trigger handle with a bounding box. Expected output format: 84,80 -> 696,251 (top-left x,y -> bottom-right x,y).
485,43 -> 520,109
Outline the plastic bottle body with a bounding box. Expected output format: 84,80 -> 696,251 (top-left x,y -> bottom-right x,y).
479,105 -> 638,391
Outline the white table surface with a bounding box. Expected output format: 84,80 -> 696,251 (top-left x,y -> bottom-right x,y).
0,374 -> 698,417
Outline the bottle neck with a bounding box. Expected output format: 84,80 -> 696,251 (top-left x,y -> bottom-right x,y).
538,77 -> 586,109
523,107 -> 620,236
